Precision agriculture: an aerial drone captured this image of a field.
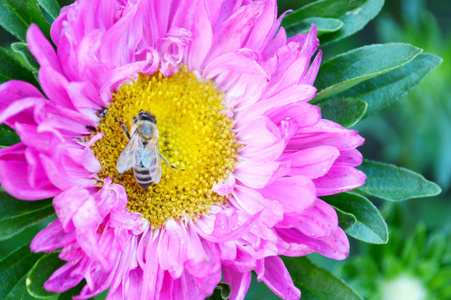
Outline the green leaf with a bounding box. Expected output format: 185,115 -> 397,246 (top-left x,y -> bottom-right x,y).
332,205 -> 357,230
332,53 -> 443,117
0,245 -> 44,300
323,192 -> 388,244
283,17 -> 343,37
313,43 -> 423,102
283,256 -> 362,300
37,0 -> 61,20
0,124 -> 20,147
27,250 -> 64,299
0,0 -> 51,42
316,97 -> 367,128
11,42 -> 40,72
0,47 -> 39,86
56,0 -> 74,8
282,0 -> 384,45
0,189 -> 55,241
356,159 -> 442,201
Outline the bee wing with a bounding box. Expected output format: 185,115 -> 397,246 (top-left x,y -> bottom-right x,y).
116,132 -> 144,174
142,140 -> 162,184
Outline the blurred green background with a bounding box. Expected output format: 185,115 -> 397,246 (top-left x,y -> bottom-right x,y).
1,0 -> 450,299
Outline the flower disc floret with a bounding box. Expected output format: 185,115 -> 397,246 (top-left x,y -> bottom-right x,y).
92,68 -> 238,227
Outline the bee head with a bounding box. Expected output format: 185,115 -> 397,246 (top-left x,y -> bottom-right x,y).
137,110 -> 157,124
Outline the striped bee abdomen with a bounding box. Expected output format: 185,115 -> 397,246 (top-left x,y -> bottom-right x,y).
133,164 -> 153,189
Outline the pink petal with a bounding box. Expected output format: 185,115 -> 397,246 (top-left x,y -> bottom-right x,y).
45,261 -> 84,293
0,143 -> 59,200
195,209 -> 262,243
287,120 -> 365,152
53,187 -> 90,232
30,219 -> 76,253
258,176 -> 316,213
245,0 -> 277,50
282,146 -> 340,179
27,24 -> 62,73
256,256 -> 300,300
278,199 -> 338,239
222,267 -> 251,300
267,102 -> 321,129
187,0 -> 213,70
300,49 -> 322,85
0,97 -> 42,129
232,184 -> 283,227
157,219 -> 187,278
234,160 -> 281,189
81,133 -> 103,173
237,85 -> 317,126
335,149 -> 363,166
276,226 -> 350,260
0,80 -> 43,112
205,2 -> 265,63
313,165 -> 367,196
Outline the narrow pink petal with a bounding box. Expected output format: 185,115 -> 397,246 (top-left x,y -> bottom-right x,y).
0,80 -> 43,111
0,143 -> 59,200
81,133 -> 103,173
267,102 -> 321,128
0,97 -> 41,128
282,146 -> 340,179
27,24 -> 62,73
300,49 -> 322,85
237,85 -> 317,126
45,261 -> 84,293
261,25 -> 287,60
278,199 -> 338,238
245,0 -> 276,50
195,209 -> 262,243
38,66 -> 75,109
205,1 -> 265,63
276,226 -> 350,260
172,271 -> 201,300
287,120 -> 365,152
72,198 -> 107,268
52,187 -> 90,231
335,149 -> 363,166
313,165 -> 367,196
223,267 -> 251,300
258,176 -> 316,213
15,123 -> 52,152
256,256 -> 300,300
232,184 -> 283,227
234,160 -> 281,189
157,219 -> 187,278
187,0 -> 213,70
30,219 -> 76,253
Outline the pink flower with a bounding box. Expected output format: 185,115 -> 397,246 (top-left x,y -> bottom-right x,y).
0,0 -> 366,299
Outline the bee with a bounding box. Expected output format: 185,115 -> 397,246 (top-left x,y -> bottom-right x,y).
116,110 -> 181,188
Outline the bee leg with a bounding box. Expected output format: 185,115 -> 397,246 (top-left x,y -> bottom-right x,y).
159,153 -> 185,171
117,116 -> 131,140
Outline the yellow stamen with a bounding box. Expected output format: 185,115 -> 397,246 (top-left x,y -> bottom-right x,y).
91,67 -> 239,228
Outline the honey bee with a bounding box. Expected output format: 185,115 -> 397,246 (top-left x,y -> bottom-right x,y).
116,110 -> 181,188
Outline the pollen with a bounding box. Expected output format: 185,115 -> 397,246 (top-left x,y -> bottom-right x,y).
91,67 -> 239,228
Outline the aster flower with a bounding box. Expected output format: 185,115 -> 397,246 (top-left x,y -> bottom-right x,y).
0,0 -> 367,299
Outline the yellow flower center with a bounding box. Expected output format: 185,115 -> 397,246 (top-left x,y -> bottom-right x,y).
91,68 -> 239,227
